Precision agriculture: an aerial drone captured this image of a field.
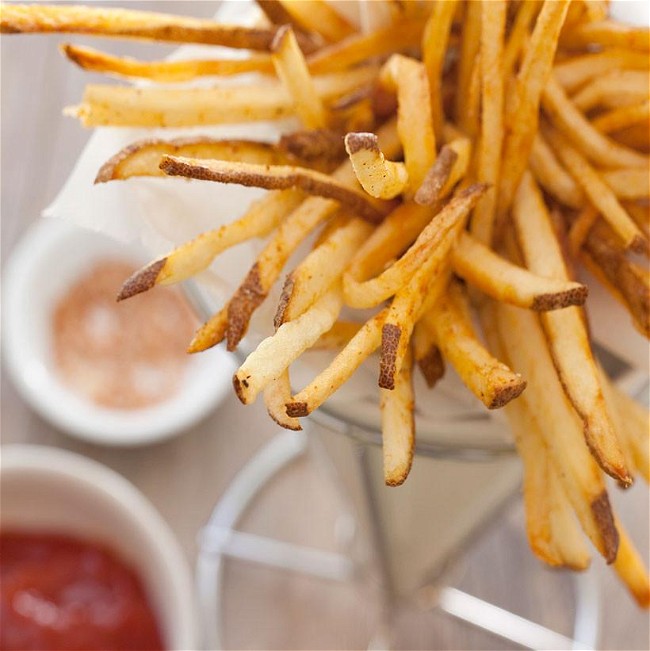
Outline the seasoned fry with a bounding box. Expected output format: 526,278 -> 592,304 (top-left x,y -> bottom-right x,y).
61,43 -> 274,82
503,1 -> 540,78
344,186 -> 486,310
286,309 -> 387,417
413,144 -> 458,207
379,185 -> 486,389
455,0 -> 481,136
492,302 -> 619,563
560,19 -> 650,51
452,231 -> 589,311
70,67 -> 378,128
96,138 -> 298,184
276,0 -> 355,43
233,285 -> 342,405
592,102 -> 650,135
571,71 -> 650,113
554,49 -> 650,93
544,128 -> 648,252
272,25 -> 329,130
160,156 -> 390,224
381,347 -> 415,486
312,320 -> 361,350
421,0 -> 458,140
118,189 -> 304,300
275,216 -> 372,325
344,132 -> 408,199
0,3 -> 318,52
425,280 -> 526,409
380,54 -> 436,192
541,76 -> 648,169
472,0 -> 507,246
412,318 -> 445,388
497,0 -> 570,220
512,172 -> 632,485
279,129 -> 346,165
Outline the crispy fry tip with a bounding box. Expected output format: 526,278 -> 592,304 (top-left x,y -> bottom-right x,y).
285,401 -> 309,418
344,132 -> 380,155
591,490 -> 620,564
232,373 -> 248,404
486,377 -> 527,409
116,258 -> 166,301
531,284 -> 589,311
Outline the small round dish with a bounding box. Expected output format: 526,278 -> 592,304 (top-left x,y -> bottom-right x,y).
1,444 -> 199,650
2,218 -> 236,446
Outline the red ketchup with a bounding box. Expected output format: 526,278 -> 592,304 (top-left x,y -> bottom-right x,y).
0,532 -> 165,651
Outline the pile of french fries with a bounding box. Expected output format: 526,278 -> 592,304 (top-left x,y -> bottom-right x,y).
2,0 -> 648,605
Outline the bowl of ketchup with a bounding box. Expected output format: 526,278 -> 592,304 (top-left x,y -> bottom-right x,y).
0,445 -> 198,650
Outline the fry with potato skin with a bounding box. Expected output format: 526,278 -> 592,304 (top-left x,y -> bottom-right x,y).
412,318 -> 445,388
276,0 -> 355,43
512,172 -> 632,486
264,371 -> 302,431
413,144 -> 458,207
426,280 -> 526,409
61,43 -> 274,82
0,3 -> 319,51
381,347 -> 415,487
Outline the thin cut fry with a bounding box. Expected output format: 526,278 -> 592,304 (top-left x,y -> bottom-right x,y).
272,25 -> 329,130
312,320 -> 361,350
413,144 -> 458,207
472,0 -> 507,246
61,43 -> 274,82
568,205 -> 600,256
277,0 -> 355,43
602,168 -> 650,201
279,129 -> 346,165
503,1 -> 540,78
286,309 -> 387,417
0,3 -> 317,52
412,318 -> 445,388
571,71 -> 650,113
160,156 -> 390,224
421,0 -> 458,140
70,67 -> 378,128
560,19 -> 650,51
455,0 -> 481,136
545,128 -> 648,252
426,280 -> 526,409
344,132 -> 408,199
380,54 -> 436,192
541,76 -> 648,169
513,172 -> 632,485
613,522 -> 650,608
452,231 -> 589,311
381,347 -> 415,486
592,102 -> 650,135
264,371 -> 302,431
233,285 -> 342,405
96,137 -> 298,184
118,189 -> 303,300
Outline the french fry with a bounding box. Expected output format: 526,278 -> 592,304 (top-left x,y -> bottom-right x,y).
256,0 -> 305,30
560,19 -> 650,51
554,49 -> 650,94
497,0 -> 571,220
541,75 -> 648,169
272,25 -> 329,130
492,302 -> 619,563
159,156 -> 390,224
312,320 -> 361,350
472,0 -> 507,246
455,0 -> 481,136
568,205 -> 600,256
279,129 -> 346,165
70,67 -> 378,128
613,521 -> 650,608
0,3 -> 318,52
602,168 -> 650,201
426,280 -> 526,409
381,347 -> 415,486
276,0 -> 355,43
413,144 -> 458,207
264,371 -> 302,431
344,186 -> 486,310
380,54 -> 436,192
61,43 -> 274,82
592,102 -> 650,135
233,284 -> 343,405
118,189 -> 304,300
421,0 -> 458,140
379,185 -> 486,389
307,16 -> 424,75
529,133 -> 584,209
96,137 -> 299,184
571,71 -> 650,113
452,231 -> 589,311
503,1 -> 540,78
286,309 -> 388,417
412,318 -> 445,388
544,128 -> 648,253
512,172 -> 632,486
344,132 -> 408,199
275,216 -> 372,325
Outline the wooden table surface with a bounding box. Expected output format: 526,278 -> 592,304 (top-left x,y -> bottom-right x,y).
1,3 -> 649,649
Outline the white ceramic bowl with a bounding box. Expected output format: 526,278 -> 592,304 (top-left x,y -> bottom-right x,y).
2,218 -> 236,446
1,444 -> 199,650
